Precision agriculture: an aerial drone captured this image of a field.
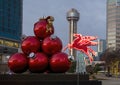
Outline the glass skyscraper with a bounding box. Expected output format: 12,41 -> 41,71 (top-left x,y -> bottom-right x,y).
0,0 -> 23,73
0,0 -> 22,42
107,0 -> 120,49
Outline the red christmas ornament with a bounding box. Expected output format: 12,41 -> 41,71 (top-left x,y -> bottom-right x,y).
34,16 -> 54,39
42,35 -> 63,55
8,53 -> 28,73
28,52 -> 48,73
21,36 -> 41,55
50,52 -> 71,73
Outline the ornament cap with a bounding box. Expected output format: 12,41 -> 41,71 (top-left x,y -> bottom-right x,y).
68,55 -> 75,62
39,16 -> 46,21
50,34 -> 57,40
29,52 -> 35,58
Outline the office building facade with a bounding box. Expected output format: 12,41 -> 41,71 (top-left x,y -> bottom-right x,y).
96,39 -> 106,60
97,39 -> 106,53
0,0 -> 22,73
107,0 -> 120,49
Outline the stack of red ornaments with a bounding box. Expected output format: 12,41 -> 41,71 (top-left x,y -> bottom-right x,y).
8,16 -> 71,73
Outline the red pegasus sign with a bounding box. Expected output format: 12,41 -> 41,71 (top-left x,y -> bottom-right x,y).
63,33 -> 98,63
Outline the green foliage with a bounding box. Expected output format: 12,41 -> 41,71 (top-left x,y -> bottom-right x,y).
67,61 -> 76,73
100,48 -> 120,75
93,64 -> 101,74
86,64 -> 102,75
86,65 -> 94,75
100,48 -> 120,66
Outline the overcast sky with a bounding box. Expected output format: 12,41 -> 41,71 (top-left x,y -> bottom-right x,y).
23,0 -> 106,47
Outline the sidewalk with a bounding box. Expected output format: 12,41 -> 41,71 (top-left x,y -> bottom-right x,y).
93,73 -> 120,80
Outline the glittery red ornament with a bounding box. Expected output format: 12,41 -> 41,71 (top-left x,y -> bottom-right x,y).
21,36 -> 41,55
42,35 -> 63,55
34,16 -> 54,39
28,52 -> 48,73
50,52 -> 71,73
8,53 -> 28,73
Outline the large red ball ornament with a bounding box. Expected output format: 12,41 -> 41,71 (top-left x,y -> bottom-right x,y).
29,52 -> 48,73
42,35 -> 63,55
8,53 -> 28,73
34,16 -> 54,39
21,36 -> 41,55
50,52 -> 71,73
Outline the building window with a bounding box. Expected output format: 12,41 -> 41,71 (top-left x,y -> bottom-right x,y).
2,55 -> 10,63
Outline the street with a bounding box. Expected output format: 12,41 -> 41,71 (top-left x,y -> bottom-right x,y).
102,78 -> 120,85
95,73 -> 120,85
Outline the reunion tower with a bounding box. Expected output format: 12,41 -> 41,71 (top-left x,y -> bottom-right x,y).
66,8 -> 80,60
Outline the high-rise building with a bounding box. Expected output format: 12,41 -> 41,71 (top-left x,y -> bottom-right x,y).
96,39 -> 106,60
107,0 -> 120,49
0,0 -> 22,73
98,39 -> 106,53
